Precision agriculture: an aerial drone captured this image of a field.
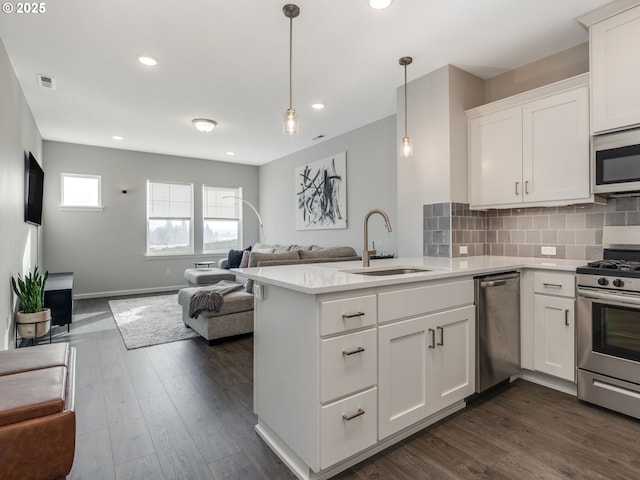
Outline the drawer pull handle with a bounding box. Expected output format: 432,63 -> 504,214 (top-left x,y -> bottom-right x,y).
428,328 -> 436,349
342,408 -> 365,421
342,312 -> 365,320
515,181 -> 520,195
342,347 -> 365,356
543,283 -> 563,289
437,326 -> 444,346
564,309 -> 570,326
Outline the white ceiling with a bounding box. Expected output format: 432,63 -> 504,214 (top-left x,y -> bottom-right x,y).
0,0 -> 611,166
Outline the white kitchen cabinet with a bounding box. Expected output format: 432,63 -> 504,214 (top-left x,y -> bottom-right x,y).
586,4 -> 640,133
530,271 -> 576,382
377,281 -> 475,439
467,74 -> 592,209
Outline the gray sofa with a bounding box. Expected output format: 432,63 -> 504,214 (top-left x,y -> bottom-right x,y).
179,244 -> 359,344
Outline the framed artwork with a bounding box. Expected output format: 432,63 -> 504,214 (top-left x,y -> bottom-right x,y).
295,152 -> 347,230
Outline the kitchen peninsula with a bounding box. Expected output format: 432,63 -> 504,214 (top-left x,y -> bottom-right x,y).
238,256 -> 584,480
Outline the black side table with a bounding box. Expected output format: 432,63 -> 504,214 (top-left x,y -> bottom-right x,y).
44,272 -> 74,332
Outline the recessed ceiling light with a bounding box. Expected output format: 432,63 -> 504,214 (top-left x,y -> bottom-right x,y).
226,151 -> 236,156
192,118 -> 217,133
138,56 -> 158,66
312,103 -> 325,110
369,0 -> 392,9
112,135 -> 124,141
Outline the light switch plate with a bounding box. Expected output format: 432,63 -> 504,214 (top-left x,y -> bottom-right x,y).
541,246 -> 556,256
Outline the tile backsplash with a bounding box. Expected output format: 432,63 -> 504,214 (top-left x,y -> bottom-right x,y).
423,197 -> 640,260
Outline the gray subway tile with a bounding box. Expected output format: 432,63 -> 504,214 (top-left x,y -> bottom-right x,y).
438,244 -> 451,257
549,215 -> 566,229
566,214 -> 586,229
503,217 -> 518,230
575,229 -> 596,245
541,230 -> 558,244
605,212 -> 626,226
615,197 -> 639,211
490,217 -> 504,230
586,245 -> 604,260
490,243 -> 504,256
487,230 -> 497,243
566,245 -> 586,260
426,217 -> 439,230
518,216 -> 534,230
504,244 -> 518,256
439,216 -> 451,230
526,230 -> 541,244
585,213 -> 604,229
433,203 -> 445,216
497,230 -> 511,244
511,230 -> 526,243
518,244 -> 534,257
426,244 -> 438,256
433,230 -> 445,244
533,216 -> 549,229
423,204 -> 434,217
557,230 -> 576,245
627,211 -> 640,225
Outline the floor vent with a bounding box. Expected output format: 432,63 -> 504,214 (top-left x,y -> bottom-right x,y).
37,74 -> 56,89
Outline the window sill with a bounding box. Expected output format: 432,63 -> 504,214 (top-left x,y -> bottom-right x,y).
59,205 -> 104,212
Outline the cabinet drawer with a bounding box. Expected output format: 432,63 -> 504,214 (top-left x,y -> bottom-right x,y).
533,272 -> 575,298
320,388 -> 377,470
378,280 -> 474,323
320,295 -> 377,336
320,328 -> 377,403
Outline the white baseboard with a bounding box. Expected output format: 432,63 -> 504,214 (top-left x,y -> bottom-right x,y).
74,285 -> 185,300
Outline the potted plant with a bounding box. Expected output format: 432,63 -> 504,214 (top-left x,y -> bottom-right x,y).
11,266 -> 51,339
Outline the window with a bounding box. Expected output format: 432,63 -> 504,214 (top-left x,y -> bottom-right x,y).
60,173 -> 102,209
203,186 -> 242,253
147,181 -> 193,256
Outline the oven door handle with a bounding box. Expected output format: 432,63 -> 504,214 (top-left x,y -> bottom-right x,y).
578,289 -> 640,306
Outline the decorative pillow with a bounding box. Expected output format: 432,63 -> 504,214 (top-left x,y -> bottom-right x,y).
245,251 -> 301,293
239,249 -> 251,268
227,249 -> 244,269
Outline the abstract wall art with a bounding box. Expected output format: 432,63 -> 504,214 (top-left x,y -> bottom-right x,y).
295,152 -> 347,230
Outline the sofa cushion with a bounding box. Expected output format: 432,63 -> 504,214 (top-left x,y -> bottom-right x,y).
299,246 -> 358,259
239,249 -> 251,268
227,249 -> 245,268
184,268 -> 236,286
178,287 -> 254,317
0,366 -> 67,427
245,251 -> 301,293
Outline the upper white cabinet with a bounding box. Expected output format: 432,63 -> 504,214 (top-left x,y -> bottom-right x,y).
467,75 -> 592,209
585,4 -> 640,133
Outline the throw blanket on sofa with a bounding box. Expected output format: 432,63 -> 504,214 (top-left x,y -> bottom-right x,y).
189,280 -> 243,318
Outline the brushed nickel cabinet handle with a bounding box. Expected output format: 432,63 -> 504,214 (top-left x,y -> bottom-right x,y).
437,326 -> 444,346
525,180 -> 530,194
342,408 -> 365,421
342,312 -> 365,320
543,283 -> 563,289
515,181 -> 520,195
564,309 -> 570,326
342,347 -> 365,356
428,328 -> 436,349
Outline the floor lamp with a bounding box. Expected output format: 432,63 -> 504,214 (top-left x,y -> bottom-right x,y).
223,196 -> 266,244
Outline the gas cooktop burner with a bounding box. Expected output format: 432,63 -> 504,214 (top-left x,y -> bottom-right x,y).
586,259 -> 640,271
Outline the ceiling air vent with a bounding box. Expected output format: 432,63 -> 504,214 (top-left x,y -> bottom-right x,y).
36,74 -> 56,90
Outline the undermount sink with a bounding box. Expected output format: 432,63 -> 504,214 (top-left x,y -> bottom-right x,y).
346,267 -> 432,276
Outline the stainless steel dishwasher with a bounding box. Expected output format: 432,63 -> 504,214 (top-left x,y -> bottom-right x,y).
474,271 -> 520,393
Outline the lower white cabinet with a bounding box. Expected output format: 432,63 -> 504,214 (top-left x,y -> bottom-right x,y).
378,305 -> 475,439
522,271 -> 577,382
533,295 -> 575,381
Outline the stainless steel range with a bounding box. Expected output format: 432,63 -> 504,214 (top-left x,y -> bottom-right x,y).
576,226 -> 640,419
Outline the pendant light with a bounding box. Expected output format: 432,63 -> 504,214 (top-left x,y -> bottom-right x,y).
283,4 -> 300,135
399,56 -> 413,158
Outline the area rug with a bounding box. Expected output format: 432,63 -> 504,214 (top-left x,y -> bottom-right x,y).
108,294 -> 198,349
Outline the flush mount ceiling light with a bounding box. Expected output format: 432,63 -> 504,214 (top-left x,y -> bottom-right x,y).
399,56 -> 413,158
192,118 -> 217,133
112,135 -> 124,141
283,4 -> 300,135
311,103 -> 325,110
138,55 -> 158,66
226,151 -> 236,156
369,0 -> 393,9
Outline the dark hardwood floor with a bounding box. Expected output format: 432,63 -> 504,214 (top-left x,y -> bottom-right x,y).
53,295 -> 640,480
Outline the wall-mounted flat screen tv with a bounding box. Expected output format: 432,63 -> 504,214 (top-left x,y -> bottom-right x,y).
25,151 -> 44,226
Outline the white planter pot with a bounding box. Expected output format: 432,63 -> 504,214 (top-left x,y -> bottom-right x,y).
16,308 -> 51,339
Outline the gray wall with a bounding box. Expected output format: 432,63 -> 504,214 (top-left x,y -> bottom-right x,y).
43,142 -> 259,297
259,116 -> 397,256
0,39 -> 43,349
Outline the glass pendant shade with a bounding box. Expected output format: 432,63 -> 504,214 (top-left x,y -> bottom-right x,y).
401,136 -> 413,158
284,108 -> 298,135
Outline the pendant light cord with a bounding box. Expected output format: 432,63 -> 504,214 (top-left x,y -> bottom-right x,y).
289,16 -> 293,109
404,64 -> 408,137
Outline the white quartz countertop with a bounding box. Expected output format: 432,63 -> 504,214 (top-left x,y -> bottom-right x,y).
236,255 -> 585,294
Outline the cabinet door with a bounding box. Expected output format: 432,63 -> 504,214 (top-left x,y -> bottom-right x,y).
431,306 -> 476,411
533,295 -> 575,381
522,87 -> 590,203
378,316 -> 430,439
591,5 -> 640,133
469,106 -> 523,207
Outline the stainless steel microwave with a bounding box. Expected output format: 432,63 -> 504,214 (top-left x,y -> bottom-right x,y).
592,128 -> 640,195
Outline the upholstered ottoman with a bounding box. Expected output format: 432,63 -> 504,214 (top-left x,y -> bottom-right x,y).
184,268 -> 236,287
178,286 -> 254,344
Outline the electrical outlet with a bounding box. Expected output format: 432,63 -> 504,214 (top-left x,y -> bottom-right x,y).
541,246 -> 556,256
459,245 -> 468,255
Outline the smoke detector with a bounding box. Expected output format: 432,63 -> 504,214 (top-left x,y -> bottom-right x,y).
36,74 -> 56,90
